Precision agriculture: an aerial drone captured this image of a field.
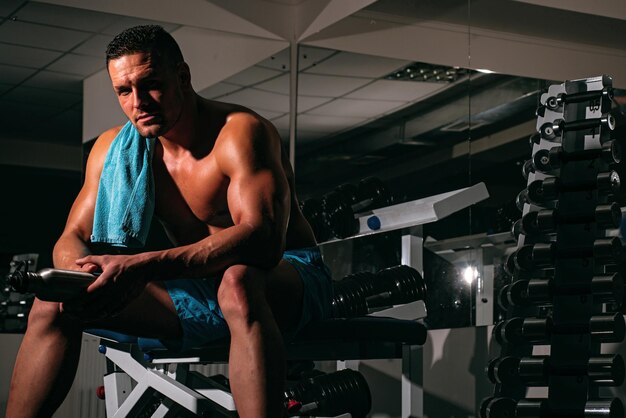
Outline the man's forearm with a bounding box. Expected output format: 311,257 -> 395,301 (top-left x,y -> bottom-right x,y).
53,233 -> 92,270
148,222 -> 283,281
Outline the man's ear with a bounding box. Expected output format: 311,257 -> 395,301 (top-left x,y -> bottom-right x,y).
178,62 -> 192,89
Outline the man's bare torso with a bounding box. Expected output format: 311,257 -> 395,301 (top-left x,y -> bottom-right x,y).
147,99 -> 316,251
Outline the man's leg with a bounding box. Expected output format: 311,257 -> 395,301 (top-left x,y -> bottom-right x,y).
217,261 -> 304,418
5,282 -> 181,418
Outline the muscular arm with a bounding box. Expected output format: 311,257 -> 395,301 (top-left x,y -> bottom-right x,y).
156,113 -> 290,277
53,128 -> 119,270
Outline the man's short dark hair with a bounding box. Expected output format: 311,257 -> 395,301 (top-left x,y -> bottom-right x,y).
106,25 -> 183,69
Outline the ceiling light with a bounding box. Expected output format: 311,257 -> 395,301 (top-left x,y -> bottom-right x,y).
476,68 -> 496,74
385,62 -> 474,83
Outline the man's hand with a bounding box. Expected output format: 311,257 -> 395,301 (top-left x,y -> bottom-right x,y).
61,254 -> 152,320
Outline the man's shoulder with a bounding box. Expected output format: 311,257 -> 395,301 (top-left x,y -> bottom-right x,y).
90,125 -> 125,157
83,124 -> 126,178
101,125 -> 125,141
226,111 -> 267,134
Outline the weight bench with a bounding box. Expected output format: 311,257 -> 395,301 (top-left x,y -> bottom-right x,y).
87,316 -> 427,418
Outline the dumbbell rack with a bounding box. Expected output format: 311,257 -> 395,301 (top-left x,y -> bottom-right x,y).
1,253 -> 38,333
317,182 -> 489,417
482,76 -> 624,418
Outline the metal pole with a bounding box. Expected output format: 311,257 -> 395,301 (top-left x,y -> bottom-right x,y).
288,41 -> 299,173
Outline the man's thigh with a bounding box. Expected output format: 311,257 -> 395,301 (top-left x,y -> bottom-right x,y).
266,260 -> 305,330
87,282 -> 182,339
267,250 -> 333,333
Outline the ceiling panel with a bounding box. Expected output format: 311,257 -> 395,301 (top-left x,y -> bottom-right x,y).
345,79 -> 445,101
257,73 -> 372,96
298,46 -> 339,71
0,64 -> 37,84
46,53 -> 104,77
255,45 -> 338,72
73,34 -> 113,58
219,88 -> 288,112
101,16 -> 180,36
247,108 -> 286,121
0,0 -> 25,18
3,85 -> 81,108
306,97 -> 406,118
219,88 -> 332,113
21,70 -> 83,93
297,95 -> 333,112
256,48 -> 292,71
0,42 -> 62,68
198,82 -> 243,99
17,2 -> 116,32
252,74 -> 290,94
304,51 -> 409,78
274,113 -> 368,133
0,20 -> 91,51
225,66 -> 284,86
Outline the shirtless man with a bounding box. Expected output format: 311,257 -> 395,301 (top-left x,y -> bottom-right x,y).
6,25 -> 331,418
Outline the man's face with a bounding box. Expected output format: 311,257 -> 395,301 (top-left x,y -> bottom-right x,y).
108,52 -> 184,138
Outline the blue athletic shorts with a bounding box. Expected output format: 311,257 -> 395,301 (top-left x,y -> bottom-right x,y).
161,247 -> 332,351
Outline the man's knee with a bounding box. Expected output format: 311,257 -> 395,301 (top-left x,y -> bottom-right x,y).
217,265 -> 267,323
27,299 -> 77,333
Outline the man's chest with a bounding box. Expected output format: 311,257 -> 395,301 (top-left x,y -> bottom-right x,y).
152,158 -> 232,230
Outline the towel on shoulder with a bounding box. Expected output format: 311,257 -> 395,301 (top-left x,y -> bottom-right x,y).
91,121 -> 155,248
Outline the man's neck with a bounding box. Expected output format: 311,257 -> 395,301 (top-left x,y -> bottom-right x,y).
159,94 -> 205,156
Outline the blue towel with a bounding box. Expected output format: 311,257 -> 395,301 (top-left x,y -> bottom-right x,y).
91,121 -> 155,248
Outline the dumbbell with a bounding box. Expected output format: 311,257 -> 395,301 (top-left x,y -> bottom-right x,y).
520,203 -> 622,235
532,140 -> 620,173
526,171 -> 620,205
540,114 -> 615,141
493,316 -> 552,345
331,265 -> 426,318
495,314 -> 624,345
516,398 -> 549,418
516,398 -> 622,418
584,399 -> 624,418
501,273 -> 623,308
545,88 -> 613,112
512,238 -> 623,272
498,278 -> 556,311
481,397 -> 517,418
300,198 -> 331,242
489,354 -> 624,386
284,369 -> 371,418
323,177 -> 392,238
521,158 -> 538,180
488,355 -> 549,386
482,397 -> 623,418
331,272 -> 377,318
371,265 -> 426,306
587,355 -> 625,386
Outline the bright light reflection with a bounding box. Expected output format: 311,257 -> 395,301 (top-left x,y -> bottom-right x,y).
463,266 -> 479,284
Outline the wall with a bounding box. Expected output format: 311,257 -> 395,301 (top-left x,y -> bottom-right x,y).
0,164 -> 81,269
0,334 -> 106,418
